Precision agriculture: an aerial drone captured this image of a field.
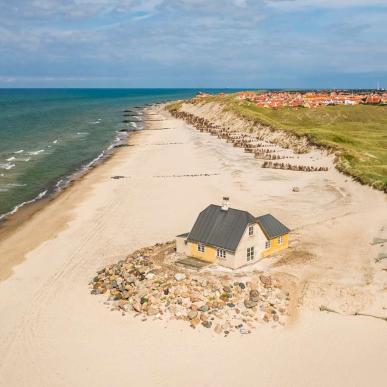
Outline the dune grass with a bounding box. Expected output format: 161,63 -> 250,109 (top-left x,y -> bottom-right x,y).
193,96 -> 387,191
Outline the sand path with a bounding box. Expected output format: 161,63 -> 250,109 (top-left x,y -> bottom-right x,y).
0,106 -> 386,387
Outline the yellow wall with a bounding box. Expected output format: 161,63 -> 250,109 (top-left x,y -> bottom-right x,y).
188,242 -> 217,263
261,233 -> 289,258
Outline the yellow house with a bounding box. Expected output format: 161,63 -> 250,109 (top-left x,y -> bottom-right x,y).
176,197 -> 289,269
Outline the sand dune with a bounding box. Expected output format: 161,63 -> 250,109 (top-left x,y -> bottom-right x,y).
0,106 -> 386,387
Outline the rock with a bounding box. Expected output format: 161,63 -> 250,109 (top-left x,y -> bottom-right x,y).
244,299 -> 257,309
240,327 -> 250,334
260,275 -> 272,287
200,313 -> 208,322
249,289 -> 259,302
147,306 -> 159,316
238,282 -> 246,289
214,324 -> 223,334
146,273 -> 155,280
223,286 -> 232,293
175,273 -> 186,281
199,305 -> 209,312
132,303 -> 142,313
190,317 -> 201,328
188,310 -> 198,320
202,321 -> 212,328
292,186 -> 300,192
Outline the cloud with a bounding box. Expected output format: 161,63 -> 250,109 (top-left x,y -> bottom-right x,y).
266,0 -> 387,9
0,0 -> 386,87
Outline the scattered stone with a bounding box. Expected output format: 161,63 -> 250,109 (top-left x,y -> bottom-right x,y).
175,273 -> 186,281
244,299 -> 258,308
292,186 -> 300,192
249,289 -> 259,302
199,305 -> 209,312
260,275 -> 272,287
90,242 -> 289,336
188,310 -> 198,320
240,327 -> 250,334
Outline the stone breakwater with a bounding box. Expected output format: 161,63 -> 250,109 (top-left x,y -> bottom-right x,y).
169,104 -> 330,172
90,242 -> 290,336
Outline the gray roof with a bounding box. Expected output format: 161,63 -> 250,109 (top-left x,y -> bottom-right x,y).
187,205 -> 255,252
256,214 -> 290,239
176,232 -> 189,238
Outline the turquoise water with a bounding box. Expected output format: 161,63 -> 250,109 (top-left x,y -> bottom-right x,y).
0,88 -> 238,218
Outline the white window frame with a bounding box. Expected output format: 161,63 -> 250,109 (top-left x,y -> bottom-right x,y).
197,243 -> 205,253
248,225 -> 254,236
247,246 -> 255,261
265,240 -> 271,249
216,248 -> 226,259
278,235 -> 283,245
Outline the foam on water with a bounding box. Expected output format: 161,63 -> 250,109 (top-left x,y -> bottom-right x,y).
0,163 -> 16,170
28,149 -> 45,155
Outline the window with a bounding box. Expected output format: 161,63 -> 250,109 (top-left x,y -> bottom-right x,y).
247,247 -> 255,261
278,236 -> 283,245
248,225 -> 254,236
217,248 -> 226,259
197,243 -> 205,253
265,240 -> 271,249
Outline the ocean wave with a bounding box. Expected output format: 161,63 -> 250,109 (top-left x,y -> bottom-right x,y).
0,128 -> 129,222
6,183 -> 27,187
0,190 -> 48,222
15,157 -> 30,162
28,149 -> 45,155
88,121 -> 101,124
0,188 -> 9,193
0,163 -> 16,170
14,150 -> 24,154
53,139 -> 58,144
76,131 -> 89,136
6,156 -> 16,161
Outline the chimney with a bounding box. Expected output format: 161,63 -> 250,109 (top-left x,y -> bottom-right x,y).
221,196 -> 230,211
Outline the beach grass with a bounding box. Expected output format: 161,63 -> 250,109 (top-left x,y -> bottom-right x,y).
186,96 -> 387,191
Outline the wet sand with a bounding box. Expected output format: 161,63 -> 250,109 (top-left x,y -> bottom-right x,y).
0,105 -> 386,387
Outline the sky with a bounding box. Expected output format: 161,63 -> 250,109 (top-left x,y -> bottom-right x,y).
0,0 -> 386,88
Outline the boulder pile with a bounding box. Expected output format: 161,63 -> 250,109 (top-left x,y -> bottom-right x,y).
90,242 -> 290,336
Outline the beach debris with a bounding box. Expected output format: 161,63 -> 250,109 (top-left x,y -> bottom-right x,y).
375,253 -> 387,262
320,305 -> 387,322
292,186 -> 300,192
90,242 -> 289,336
111,176 -> 126,179
371,237 -> 387,245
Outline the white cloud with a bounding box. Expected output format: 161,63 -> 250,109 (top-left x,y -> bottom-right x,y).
266,0 -> 387,9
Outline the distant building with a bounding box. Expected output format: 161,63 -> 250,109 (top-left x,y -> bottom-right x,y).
176,198 -> 290,269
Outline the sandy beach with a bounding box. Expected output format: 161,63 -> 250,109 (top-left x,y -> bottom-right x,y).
0,105 -> 386,387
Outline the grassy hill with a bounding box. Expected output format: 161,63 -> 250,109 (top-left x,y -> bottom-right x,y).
194,96 -> 387,191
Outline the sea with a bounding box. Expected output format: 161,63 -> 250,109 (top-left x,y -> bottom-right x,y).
0,88 -> 239,220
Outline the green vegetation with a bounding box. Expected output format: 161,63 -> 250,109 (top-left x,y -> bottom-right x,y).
197,95 -> 387,191
166,100 -> 183,113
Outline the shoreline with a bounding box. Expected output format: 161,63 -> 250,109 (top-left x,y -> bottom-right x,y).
0,122 -> 146,282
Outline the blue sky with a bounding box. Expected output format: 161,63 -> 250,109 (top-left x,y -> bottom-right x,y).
0,0 -> 386,88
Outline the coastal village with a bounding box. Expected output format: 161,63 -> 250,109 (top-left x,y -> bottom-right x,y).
196,90 -> 387,108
